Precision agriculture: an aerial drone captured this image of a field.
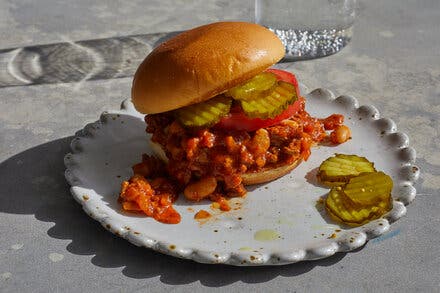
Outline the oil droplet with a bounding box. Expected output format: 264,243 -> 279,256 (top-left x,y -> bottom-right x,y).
239,247 -> 253,251
254,229 -> 280,241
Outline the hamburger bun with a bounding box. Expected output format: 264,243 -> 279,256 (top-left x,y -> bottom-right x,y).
241,159 -> 302,185
132,21 -> 284,114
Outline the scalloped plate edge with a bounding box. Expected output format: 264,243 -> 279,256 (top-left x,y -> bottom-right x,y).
64,87 -> 419,266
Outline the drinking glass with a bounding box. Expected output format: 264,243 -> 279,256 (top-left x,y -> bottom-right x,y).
255,0 -> 356,60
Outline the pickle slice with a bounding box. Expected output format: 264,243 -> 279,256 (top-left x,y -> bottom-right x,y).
226,72 -> 277,101
343,171 -> 393,205
325,187 -> 391,226
239,81 -> 297,119
318,154 -> 376,186
174,95 -> 232,128
325,188 -> 363,224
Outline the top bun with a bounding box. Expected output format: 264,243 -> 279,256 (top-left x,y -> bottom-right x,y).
132,22 -> 285,114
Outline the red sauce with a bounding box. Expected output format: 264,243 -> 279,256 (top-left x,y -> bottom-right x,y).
145,97 -> 344,198
119,175 -> 180,224
320,114 -> 344,131
194,210 -> 211,220
209,194 -> 232,211
119,98 -> 349,224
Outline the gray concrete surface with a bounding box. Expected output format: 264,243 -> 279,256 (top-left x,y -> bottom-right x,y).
0,0 -> 439,292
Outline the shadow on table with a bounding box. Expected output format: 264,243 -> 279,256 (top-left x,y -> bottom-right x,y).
0,137 -> 353,286
0,30 -> 296,89
0,31 -> 181,88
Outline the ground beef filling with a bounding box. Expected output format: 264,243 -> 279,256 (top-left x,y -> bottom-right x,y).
144,98 -> 342,199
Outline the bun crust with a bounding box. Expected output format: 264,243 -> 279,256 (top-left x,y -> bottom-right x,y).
241,159 -> 302,185
132,22 -> 285,114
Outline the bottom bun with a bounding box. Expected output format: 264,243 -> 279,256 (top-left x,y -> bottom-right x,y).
241,159 -> 302,185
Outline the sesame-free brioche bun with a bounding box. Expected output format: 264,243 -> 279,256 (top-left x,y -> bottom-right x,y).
132,21 -> 285,114
241,159 -> 302,185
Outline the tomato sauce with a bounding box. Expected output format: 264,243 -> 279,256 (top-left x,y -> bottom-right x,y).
120,102 -> 346,224
119,69 -> 348,224
146,97 -> 345,197
119,175 -> 180,224
194,210 -> 211,220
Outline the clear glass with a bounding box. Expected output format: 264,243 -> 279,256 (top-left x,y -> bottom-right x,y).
255,0 -> 356,60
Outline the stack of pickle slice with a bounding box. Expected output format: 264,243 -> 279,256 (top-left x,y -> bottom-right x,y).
174,72 -> 297,127
318,154 -> 393,226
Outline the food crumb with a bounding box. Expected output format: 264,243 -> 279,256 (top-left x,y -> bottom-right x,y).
327,233 -> 337,239
194,210 -> 211,220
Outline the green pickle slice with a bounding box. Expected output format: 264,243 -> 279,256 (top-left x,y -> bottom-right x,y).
174,95 -> 232,128
320,154 -> 393,226
343,171 -> 393,205
325,186 -> 391,226
239,81 -> 297,119
226,72 -> 277,101
318,154 -> 376,186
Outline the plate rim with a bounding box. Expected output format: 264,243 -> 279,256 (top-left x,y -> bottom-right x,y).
64,86 -> 420,266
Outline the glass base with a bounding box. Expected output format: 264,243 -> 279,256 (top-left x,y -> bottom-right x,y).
268,27 -> 353,61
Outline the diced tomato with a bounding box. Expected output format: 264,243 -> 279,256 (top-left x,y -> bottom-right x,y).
215,69 -> 302,132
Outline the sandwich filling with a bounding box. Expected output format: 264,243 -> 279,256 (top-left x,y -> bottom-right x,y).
119,70 -> 349,224
145,97 -> 340,198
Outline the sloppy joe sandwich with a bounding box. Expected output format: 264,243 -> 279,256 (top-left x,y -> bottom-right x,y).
118,22 -> 350,224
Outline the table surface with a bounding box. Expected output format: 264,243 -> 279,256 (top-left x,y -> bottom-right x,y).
1,1 -> 439,292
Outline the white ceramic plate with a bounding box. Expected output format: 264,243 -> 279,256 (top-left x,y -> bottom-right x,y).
64,85 -> 419,266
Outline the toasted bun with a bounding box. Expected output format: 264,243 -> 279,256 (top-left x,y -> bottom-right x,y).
241,159 -> 302,185
132,21 -> 285,114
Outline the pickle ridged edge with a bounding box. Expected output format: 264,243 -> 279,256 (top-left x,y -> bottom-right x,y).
174,95 -> 232,128
240,81 -> 297,119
